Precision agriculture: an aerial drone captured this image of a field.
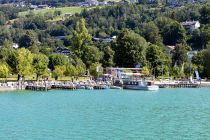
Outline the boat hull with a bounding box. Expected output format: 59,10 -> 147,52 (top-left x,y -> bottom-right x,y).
124,85 -> 159,91
110,86 -> 122,89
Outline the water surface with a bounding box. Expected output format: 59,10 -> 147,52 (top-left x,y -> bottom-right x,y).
0,89 -> 210,139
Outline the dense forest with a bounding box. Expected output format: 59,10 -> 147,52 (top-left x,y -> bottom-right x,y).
0,2 -> 209,80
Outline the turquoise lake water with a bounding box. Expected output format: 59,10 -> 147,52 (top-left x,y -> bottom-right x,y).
0,89 -> 210,139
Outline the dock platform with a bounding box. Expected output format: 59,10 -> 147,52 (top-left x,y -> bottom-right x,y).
158,83 -> 200,88
51,85 -> 77,90
25,85 -> 51,91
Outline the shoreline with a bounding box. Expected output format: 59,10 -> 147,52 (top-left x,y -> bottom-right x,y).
0,87 -> 17,91
0,80 -> 209,92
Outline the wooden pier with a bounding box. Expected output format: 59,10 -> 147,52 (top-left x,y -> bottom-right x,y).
51,85 -> 77,90
25,85 -> 51,91
159,83 -> 200,88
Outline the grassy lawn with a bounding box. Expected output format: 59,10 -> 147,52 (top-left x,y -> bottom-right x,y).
19,6 -> 85,17
18,6 -> 96,21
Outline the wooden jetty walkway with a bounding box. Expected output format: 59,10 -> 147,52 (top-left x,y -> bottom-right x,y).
51,85 -> 77,90
159,83 -> 200,88
25,85 -> 51,91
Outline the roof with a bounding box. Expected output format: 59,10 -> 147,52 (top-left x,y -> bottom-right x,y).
181,21 -> 200,26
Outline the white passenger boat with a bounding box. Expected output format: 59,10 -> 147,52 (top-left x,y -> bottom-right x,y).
123,79 -> 159,91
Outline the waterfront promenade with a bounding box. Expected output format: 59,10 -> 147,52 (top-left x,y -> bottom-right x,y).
0,80 -> 210,91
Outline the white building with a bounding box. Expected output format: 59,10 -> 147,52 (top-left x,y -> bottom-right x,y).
181,21 -> 200,32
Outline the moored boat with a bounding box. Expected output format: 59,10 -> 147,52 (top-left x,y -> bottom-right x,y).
110,86 -> 122,89
86,86 -> 94,90
123,79 -> 159,91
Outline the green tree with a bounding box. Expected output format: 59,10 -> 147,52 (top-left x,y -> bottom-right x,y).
54,10 -> 62,17
82,46 -> 102,68
201,26 -> 210,48
184,63 -> 196,78
53,65 -> 66,80
101,46 -> 115,67
172,66 -> 183,79
65,64 -> 77,81
0,12 -> 6,25
192,51 -> 204,77
200,4 -> 210,24
146,44 -> 169,77
113,29 -> 148,67
0,63 -> 9,78
33,53 -> 49,80
2,39 -> 12,48
0,27 -> 12,45
71,18 -> 92,58
69,54 -> 86,77
188,29 -> 203,50
75,59 -> 86,77
19,31 -> 37,48
16,48 -> 33,78
3,48 -> 17,73
141,66 -> 150,76
48,54 -> 69,70
142,22 -> 162,45
89,62 -> 103,78
172,44 -> 188,67
29,44 -> 40,54
203,47 -> 210,78
162,21 -> 186,45
155,17 -> 173,32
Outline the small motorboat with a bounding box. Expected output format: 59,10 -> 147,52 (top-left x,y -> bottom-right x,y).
86,86 -> 94,90
100,85 -> 109,89
76,85 -> 86,89
110,86 -> 122,89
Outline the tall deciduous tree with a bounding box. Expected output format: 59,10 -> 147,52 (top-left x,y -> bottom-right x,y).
19,31 -> 37,48
82,46 -> 102,68
203,47 -> 210,77
146,44 -> 170,77
65,64 -> 77,81
142,22 -> 162,46
16,48 -> 33,78
113,29 -> 148,67
89,62 -> 103,78
71,18 -> 92,58
0,63 -> 9,78
48,54 -> 68,70
33,53 -> 49,80
200,4 -> 210,24
162,21 -> 186,45
192,51 -> 204,76
172,44 -> 188,67
53,65 -> 66,80
101,46 -> 115,68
